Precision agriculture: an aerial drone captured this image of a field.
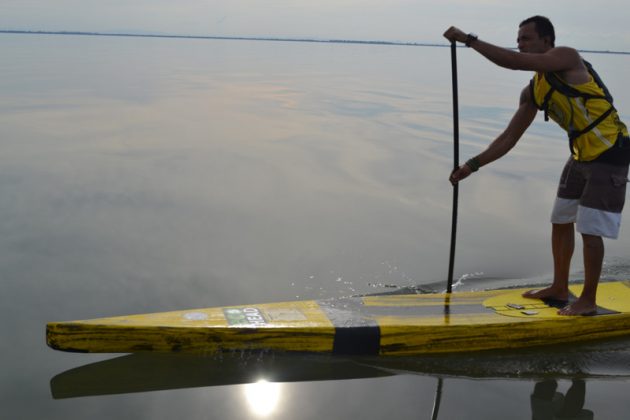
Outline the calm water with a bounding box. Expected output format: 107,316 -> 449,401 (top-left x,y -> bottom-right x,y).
2,33 -> 630,419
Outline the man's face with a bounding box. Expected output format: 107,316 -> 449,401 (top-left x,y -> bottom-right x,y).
517,22 -> 550,53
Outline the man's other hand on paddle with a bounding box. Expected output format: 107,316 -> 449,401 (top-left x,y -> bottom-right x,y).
449,164 -> 472,185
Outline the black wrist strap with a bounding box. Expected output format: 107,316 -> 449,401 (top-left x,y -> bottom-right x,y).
466,157 -> 481,172
465,33 -> 478,47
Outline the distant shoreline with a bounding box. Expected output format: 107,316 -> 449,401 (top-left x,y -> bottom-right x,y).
2,29 -> 629,55
0,29 -> 442,48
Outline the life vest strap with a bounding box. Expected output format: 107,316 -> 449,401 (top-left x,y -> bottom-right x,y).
541,87 -> 555,121
568,105 -> 616,157
568,105 -> 616,141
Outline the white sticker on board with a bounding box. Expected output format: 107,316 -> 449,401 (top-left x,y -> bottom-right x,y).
183,312 -> 209,321
266,308 -> 307,322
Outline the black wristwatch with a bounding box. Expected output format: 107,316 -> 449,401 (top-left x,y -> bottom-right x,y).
465,33 -> 478,47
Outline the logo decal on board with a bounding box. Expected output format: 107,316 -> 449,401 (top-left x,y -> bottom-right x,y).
223,307 -> 268,327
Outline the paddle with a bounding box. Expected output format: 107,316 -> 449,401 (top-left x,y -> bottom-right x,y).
447,41 -> 459,294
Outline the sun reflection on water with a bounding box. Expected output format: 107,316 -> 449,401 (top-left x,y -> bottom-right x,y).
243,379 -> 283,418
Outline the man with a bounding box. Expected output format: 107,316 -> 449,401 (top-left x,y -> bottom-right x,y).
444,16 -> 630,315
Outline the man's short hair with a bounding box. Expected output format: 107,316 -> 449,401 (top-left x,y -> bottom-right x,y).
520,15 -> 555,47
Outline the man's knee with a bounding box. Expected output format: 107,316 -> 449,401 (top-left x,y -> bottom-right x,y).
581,233 -> 603,249
553,223 -> 574,233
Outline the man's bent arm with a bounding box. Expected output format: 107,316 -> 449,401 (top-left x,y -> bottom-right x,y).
450,87 -> 538,184
476,87 -> 538,166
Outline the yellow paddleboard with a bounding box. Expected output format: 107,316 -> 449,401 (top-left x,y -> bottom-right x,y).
46,281 -> 630,356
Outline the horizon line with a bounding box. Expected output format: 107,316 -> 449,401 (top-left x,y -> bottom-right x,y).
2,29 -> 629,55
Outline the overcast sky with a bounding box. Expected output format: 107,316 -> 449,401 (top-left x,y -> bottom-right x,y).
2,1 -> 629,51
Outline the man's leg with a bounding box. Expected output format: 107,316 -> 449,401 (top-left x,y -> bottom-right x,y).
557,161 -> 628,315
522,223 -> 574,300
558,233 -> 602,315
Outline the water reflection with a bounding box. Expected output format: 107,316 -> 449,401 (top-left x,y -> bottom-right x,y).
432,378 -> 594,420
49,338 -> 630,418
530,380 -> 592,420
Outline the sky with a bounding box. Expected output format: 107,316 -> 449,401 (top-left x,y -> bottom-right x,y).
2,0 -> 629,52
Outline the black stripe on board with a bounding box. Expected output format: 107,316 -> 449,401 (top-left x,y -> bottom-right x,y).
332,325 -> 381,355
317,299 -> 380,355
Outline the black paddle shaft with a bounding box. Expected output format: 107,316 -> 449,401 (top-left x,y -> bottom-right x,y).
447,41 -> 459,294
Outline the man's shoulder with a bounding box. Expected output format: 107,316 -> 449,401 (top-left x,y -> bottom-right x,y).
545,46 -> 581,61
541,46 -> 585,75
550,46 -> 579,53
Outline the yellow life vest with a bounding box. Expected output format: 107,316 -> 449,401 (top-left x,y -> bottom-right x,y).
530,61 -> 629,162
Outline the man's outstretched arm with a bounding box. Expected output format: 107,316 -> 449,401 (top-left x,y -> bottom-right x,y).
443,26 -> 581,73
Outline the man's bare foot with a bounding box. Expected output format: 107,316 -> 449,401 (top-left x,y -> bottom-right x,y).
522,286 -> 568,301
558,300 -> 597,316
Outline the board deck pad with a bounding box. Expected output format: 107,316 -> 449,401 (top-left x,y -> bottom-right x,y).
46,281 -> 630,356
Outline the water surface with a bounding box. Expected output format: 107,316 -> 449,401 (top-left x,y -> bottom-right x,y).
2,33 -> 630,419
